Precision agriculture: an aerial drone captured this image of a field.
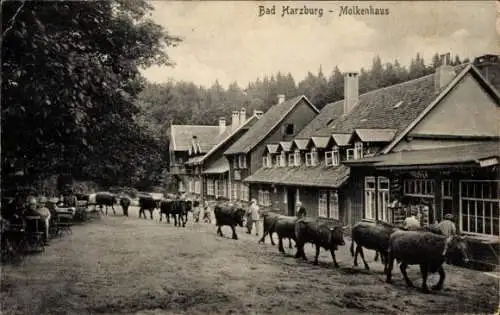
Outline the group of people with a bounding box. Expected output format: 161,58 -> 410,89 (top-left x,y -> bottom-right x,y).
1,192 -> 78,245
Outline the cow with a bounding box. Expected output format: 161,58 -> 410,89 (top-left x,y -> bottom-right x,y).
385,230 -> 469,293
214,204 -> 246,240
159,199 -> 174,223
95,192 -> 118,215
119,196 -> 131,217
258,212 -> 292,248
294,218 -> 346,267
350,220 -> 401,270
138,195 -> 159,220
269,215 -> 297,253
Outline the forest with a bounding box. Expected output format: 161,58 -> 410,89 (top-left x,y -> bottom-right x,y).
138,53 -> 468,134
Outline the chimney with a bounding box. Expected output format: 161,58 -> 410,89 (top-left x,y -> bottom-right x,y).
191,135 -> 199,155
253,109 -> 264,118
231,111 -> 240,128
218,117 -> 226,134
435,53 -> 456,92
343,72 -> 359,114
239,108 -> 246,125
278,94 -> 286,104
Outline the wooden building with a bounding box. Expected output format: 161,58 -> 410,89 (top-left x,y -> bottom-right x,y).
224,95 -> 319,207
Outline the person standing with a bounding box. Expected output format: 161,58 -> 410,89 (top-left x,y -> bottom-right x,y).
438,213 -> 458,256
296,201 -> 306,218
404,209 -> 421,230
36,196 -> 51,244
248,199 -> 261,236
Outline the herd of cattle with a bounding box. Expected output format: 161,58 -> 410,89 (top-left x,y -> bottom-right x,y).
80,192 -> 470,294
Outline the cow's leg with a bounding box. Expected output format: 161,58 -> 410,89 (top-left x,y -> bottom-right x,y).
330,249 -> 340,268
173,214 -> 178,226
159,212 -> 162,222
231,226 -> 238,240
182,212 -> 187,227
105,205 -> 108,216
419,264 -> 430,293
217,225 -> 223,237
270,232 -> 276,246
149,210 -> 153,220
400,262 -> 414,288
431,265 -> 446,291
357,246 -> 370,270
288,238 -> 293,249
112,205 -> 116,215
314,244 -> 320,265
258,230 -> 267,244
294,242 -> 305,259
278,236 -> 285,253
353,243 -> 359,267
374,251 -> 379,262
166,213 -> 170,224
385,251 -> 394,283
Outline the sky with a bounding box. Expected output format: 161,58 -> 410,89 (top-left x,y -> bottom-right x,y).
141,1 -> 499,88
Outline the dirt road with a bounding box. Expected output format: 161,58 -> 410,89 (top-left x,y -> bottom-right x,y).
1,207 -> 498,314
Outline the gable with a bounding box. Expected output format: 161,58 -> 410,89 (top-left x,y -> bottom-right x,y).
410,73 -> 500,138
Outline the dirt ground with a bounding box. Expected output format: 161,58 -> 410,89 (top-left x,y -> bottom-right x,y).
1,206 -> 498,315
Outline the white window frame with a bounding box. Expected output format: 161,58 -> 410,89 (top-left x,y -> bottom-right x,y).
258,189 -> 271,206
325,151 -> 334,166
354,142 -> 364,160
329,191 -> 340,220
346,148 -> 355,161
288,153 -> 295,167
305,153 -> 312,166
294,150 -> 301,166
232,182 -> 239,200
194,179 -> 201,194
233,156 -> 239,169
318,191 -> 328,217
279,152 -> 286,167
311,148 -> 318,166
240,183 -> 249,202
207,179 -> 215,196
238,155 -> 247,169
364,176 -> 376,220
459,180 -> 499,236
404,179 -> 434,197
332,147 -> 340,166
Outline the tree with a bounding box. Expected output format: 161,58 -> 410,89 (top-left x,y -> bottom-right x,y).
2,0 -> 181,189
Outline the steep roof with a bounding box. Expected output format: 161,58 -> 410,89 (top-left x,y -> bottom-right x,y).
169,125 -> 221,152
224,95 -> 319,155
296,100 -> 344,139
311,136 -> 330,149
194,115 -> 259,164
279,141 -> 293,152
266,144 -> 279,154
244,164 -> 349,188
354,129 -> 397,143
293,139 -> 310,150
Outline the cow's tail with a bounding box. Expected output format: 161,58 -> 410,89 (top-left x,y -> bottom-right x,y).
350,239 -> 355,257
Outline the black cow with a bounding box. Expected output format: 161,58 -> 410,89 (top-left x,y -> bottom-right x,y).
269,215 -> 297,253
119,196 -> 131,217
294,218 -> 346,267
159,199 -> 190,227
350,220 -> 401,270
385,231 -> 469,293
258,212 -> 292,248
138,196 -> 158,219
95,192 -> 118,215
214,205 -> 246,240
159,199 -> 174,223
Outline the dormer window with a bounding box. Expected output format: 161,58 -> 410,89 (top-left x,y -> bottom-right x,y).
279,152 -> 286,167
262,155 -> 272,168
238,155 -> 247,168
306,148 -> 318,166
294,149 -> 301,166
325,147 -> 340,167
346,148 -> 355,161
285,124 -> 294,136
354,142 -> 363,160
288,153 -> 295,166
233,156 -> 239,169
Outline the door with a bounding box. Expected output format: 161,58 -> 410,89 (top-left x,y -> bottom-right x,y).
287,188 -> 296,216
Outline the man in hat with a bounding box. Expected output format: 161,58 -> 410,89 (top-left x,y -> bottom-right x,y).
296,201 -> 306,219
246,199 -> 260,235
438,213 -> 457,256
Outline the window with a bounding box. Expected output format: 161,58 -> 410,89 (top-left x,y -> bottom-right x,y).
441,180 -> 453,221
240,183 -> 249,201
332,147 -> 340,166
364,177 -> 390,221
188,178 -> 194,193
238,155 -> 247,169
364,177 -> 376,220
311,148 -> 318,166
294,150 -> 301,166
318,191 -> 328,217
325,151 -> 333,166
296,188 -> 300,203
288,153 -> 295,166
460,180 -> 499,236
233,156 -> 239,169
194,179 -> 201,194
258,189 -> 270,206
262,155 -> 272,168
404,179 -> 434,197
305,153 -> 312,166
329,191 -> 339,219
285,124 -> 294,135
278,152 -> 286,167
232,182 -> 239,200
346,149 -> 355,161
207,179 -> 215,196
354,142 -> 363,160
283,187 -> 287,204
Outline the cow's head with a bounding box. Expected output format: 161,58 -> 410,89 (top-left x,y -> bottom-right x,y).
446,235 -> 470,264
234,208 -> 246,227
329,225 -> 345,247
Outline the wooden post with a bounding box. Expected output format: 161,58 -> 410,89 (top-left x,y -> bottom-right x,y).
374,174 -> 379,221
434,174 -> 442,223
